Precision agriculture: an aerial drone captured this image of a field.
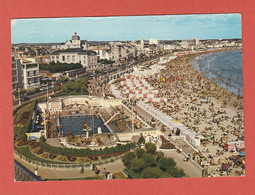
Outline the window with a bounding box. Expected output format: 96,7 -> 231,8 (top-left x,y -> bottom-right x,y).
67,55 -> 70,62
72,55 -> 75,62
62,56 -> 65,61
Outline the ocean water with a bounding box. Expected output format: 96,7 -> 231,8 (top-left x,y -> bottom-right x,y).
191,50 -> 243,96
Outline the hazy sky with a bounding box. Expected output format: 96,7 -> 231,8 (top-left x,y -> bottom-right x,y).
11,14 -> 242,43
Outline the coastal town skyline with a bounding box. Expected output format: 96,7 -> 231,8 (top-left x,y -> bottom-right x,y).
11,14 -> 242,44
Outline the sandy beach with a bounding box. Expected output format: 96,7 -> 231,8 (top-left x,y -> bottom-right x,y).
145,49 -> 244,176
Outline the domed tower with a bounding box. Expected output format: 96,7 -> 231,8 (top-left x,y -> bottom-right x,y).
71,32 -> 81,48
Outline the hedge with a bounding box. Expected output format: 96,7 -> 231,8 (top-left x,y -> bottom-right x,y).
39,137 -> 136,156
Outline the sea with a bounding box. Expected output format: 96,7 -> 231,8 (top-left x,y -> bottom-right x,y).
191,49 -> 243,96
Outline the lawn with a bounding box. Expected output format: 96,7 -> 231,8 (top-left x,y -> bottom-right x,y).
15,146 -> 67,164
13,126 -> 22,137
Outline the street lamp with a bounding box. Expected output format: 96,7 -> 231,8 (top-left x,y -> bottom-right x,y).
18,88 -> 21,105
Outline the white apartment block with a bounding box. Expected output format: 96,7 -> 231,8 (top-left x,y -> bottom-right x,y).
50,48 -> 98,70
89,46 -> 111,60
12,56 -> 40,90
21,58 -> 40,89
163,45 -> 176,50
12,56 -> 21,90
149,38 -> 159,45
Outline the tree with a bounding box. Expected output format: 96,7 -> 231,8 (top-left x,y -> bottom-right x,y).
159,157 -> 176,171
135,148 -> 145,158
141,167 -> 162,178
138,136 -> 145,145
155,151 -> 165,161
130,158 -> 145,177
53,86 -> 62,93
60,77 -> 69,83
145,143 -> 157,155
167,167 -> 185,178
142,153 -> 157,167
122,152 -> 136,169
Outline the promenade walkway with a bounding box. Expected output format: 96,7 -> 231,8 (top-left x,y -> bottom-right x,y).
14,153 -> 125,180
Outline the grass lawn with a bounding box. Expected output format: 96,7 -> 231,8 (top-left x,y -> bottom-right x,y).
13,126 -> 22,137
15,146 -> 67,164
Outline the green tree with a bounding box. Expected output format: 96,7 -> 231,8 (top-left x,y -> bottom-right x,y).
141,167 -> 162,178
142,153 -> 157,167
145,143 -> 157,155
138,136 -> 145,145
53,86 -> 62,93
60,77 -> 69,83
122,152 -> 136,168
130,158 -> 145,177
159,157 -> 176,171
135,148 -> 145,158
167,167 -> 185,178
155,151 -> 165,161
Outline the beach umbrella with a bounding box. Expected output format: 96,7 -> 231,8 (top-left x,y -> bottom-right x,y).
221,163 -> 231,171
229,155 -> 239,161
239,152 -> 245,157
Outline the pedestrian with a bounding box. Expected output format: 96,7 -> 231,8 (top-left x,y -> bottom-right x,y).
103,168 -> 108,179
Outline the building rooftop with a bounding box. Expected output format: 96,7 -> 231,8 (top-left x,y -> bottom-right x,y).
51,48 -> 96,55
14,160 -> 43,182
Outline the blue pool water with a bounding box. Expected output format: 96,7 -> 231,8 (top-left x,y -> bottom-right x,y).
60,115 -> 110,136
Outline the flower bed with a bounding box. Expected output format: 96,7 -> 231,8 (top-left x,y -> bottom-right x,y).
16,140 -> 35,147
57,156 -> 68,162
49,153 -> 57,159
37,148 -> 45,155
160,135 -> 175,149
41,152 -> 49,158
79,157 -> 91,163
66,155 -> 77,162
87,155 -> 98,161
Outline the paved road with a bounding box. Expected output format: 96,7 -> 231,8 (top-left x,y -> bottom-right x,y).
13,89 -> 53,110
161,150 -> 202,178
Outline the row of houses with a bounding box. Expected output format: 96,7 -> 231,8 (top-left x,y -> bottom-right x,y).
163,39 -> 242,51
50,33 -> 164,64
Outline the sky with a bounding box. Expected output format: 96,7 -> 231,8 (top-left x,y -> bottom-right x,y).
11,14 -> 242,43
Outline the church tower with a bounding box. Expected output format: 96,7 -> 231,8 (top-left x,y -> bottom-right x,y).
71,32 -> 81,48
